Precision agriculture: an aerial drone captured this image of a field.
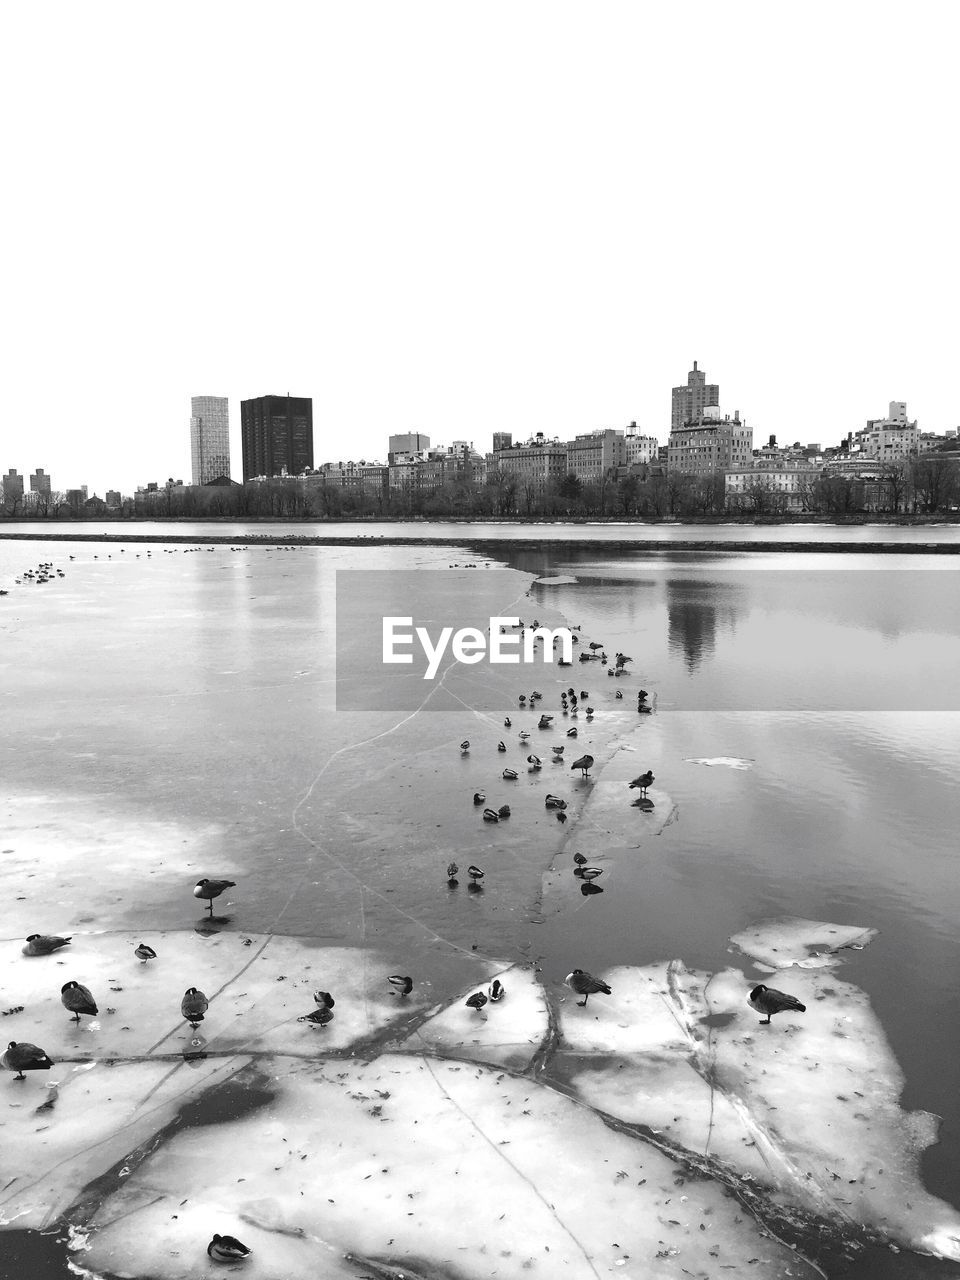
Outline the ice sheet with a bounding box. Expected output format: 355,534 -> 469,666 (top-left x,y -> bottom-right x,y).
730,917 -> 879,970
684,757 -> 754,769
79,1053 -> 810,1280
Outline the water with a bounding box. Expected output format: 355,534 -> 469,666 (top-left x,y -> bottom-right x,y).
1,530 -> 958,1278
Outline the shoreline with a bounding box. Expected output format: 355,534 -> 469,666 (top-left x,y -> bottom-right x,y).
1,529 -> 959,553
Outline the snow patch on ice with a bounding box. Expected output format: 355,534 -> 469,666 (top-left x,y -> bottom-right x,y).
730,916 -> 879,970
684,756 -> 754,769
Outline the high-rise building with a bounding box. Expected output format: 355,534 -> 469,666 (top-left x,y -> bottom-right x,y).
30,467 -> 52,494
671,361 -> 719,430
241,395 -> 314,481
388,432 -> 431,462
492,432 -> 513,453
2,469 -> 24,504
190,396 -> 231,485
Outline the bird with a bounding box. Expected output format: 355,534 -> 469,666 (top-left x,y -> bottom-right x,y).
552,745 -> 564,756
566,727 -> 578,738
460,740 -> 470,753
181,987 -> 209,1026
502,767 -> 518,780
473,791 -> 485,805
465,991 -> 488,1015
573,852 -> 588,865
497,804 -> 511,819
518,730 -> 531,742
557,811 -> 568,823
313,990 -> 335,1010
497,741 -> 507,752
482,808 -> 499,823
578,867 -> 603,882
207,1234 -> 251,1262
580,691 -> 589,701
298,1006 -> 333,1027
193,878 -> 236,917
447,861 -> 460,881
637,689 -> 649,702
61,981 -> 98,1022
544,794 -> 566,809
615,690 -> 623,699
2,1041 -> 54,1080
527,754 -> 542,771
629,771 -> 654,795
589,642 -> 603,651
538,714 -> 553,728
388,975 -> 413,997
467,865 -> 484,884
571,754 -> 594,778
565,969 -> 612,1007
489,979 -> 505,1002
748,984 -> 807,1025
504,717 -> 512,728
134,942 -> 157,963
23,933 -> 72,956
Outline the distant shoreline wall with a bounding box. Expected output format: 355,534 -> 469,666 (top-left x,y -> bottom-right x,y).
1,530 -> 959,554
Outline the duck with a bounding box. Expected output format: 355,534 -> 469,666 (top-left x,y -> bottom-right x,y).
573,852 -> 587,866
577,866 -> 603,882
61,981 -> 98,1022
504,717 -> 512,728
544,793 -> 566,809
518,730 -> 531,742
527,754 -> 542,771
23,933 -> 72,956
313,990 -> 335,1009
473,791 -> 485,805
467,865 -> 484,885
566,727 -> 578,738
207,1234 -> 251,1263
552,744 -> 564,756
298,1006 -> 334,1027
589,642 -> 603,651
637,689 -> 649,703
193,878 -> 237,916
565,969 -> 612,1007
497,804 -> 511,819
629,771 -> 654,795
497,741 -> 507,752
556,810 -> 568,823
465,991 -> 488,1015
447,861 -> 460,881
388,975 -> 413,997
748,984 -> 807,1025
615,690 -> 623,699
181,987 -> 209,1026
460,740 -> 470,754
502,768 -> 518,781
2,1041 -> 54,1080
538,715 -> 553,728
482,808 -> 500,823
489,979 -> 505,1002
134,942 -> 157,963
571,754 -> 594,778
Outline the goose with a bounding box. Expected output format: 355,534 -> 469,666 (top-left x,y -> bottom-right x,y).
489,979 -> 505,1002
749,985 -> 807,1025
207,1234 -> 251,1263
565,969 -> 612,1007
388,975 -> 414,997
181,987 -> 209,1026
134,942 -> 157,963
465,991 -> 488,1015
313,990 -> 335,1009
629,771 -> 654,795
502,768 -> 518,781
23,934 -> 72,956
482,808 -> 500,823
2,1041 -> 54,1080
298,1006 -> 333,1027
447,861 -> 460,881
571,754 -> 594,778
193,878 -> 236,916
61,981 -> 98,1022
467,865 -> 484,885
473,791 -> 486,805
527,754 -> 542,771
497,804 -> 511,819
589,642 -> 603,651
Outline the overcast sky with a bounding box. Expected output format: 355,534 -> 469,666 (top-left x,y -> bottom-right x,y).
3,2 -> 958,495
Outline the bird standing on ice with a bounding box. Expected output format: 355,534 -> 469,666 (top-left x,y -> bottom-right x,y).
629,771 -> 654,795
2,1041 -> 54,1080
194,878 -> 236,917
565,969 -> 612,1007
61,981 -> 98,1022
748,984 -> 806,1025
571,754 -> 594,778
181,987 -> 209,1026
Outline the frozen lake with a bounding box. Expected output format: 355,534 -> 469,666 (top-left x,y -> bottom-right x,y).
1,533 -> 959,1279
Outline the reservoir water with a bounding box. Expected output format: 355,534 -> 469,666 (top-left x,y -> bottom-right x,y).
1,525 -> 958,1279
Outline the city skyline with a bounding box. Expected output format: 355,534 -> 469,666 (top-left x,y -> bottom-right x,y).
2,5 -> 958,496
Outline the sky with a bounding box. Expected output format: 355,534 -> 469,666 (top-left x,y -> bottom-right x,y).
2,1 -> 959,496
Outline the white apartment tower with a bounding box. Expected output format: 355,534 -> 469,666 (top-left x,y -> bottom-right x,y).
190,396 -> 231,485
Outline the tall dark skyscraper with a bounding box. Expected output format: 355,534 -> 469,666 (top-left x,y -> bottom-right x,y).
240,395 -> 314,480
671,361 -> 719,430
